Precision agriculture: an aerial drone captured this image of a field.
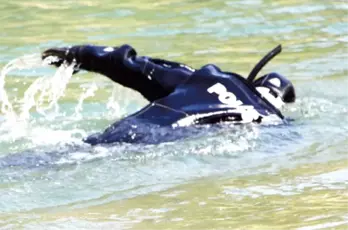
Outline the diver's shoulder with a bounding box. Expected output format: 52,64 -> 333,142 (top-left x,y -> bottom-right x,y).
197,64 -> 222,73
194,64 -> 244,81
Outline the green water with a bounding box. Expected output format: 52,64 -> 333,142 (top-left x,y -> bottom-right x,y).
0,0 -> 347,229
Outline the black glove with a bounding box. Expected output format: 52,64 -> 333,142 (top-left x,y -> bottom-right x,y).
42,47 -> 74,67
42,47 -> 81,74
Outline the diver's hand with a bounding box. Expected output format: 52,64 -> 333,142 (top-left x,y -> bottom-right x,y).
42,47 -> 73,67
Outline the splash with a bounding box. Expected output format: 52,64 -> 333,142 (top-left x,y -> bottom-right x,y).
106,86 -> 126,118
20,62 -> 75,120
0,54 -> 43,121
0,54 -> 76,142
74,82 -> 98,119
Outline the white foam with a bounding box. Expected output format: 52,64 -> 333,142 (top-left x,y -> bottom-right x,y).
0,54 -> 78,146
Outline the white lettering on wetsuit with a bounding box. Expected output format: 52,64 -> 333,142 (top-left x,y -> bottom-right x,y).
207,82 -> 261,122
256,86 -> 284,109
207,82 -> 243,107
103,47 -> 114,52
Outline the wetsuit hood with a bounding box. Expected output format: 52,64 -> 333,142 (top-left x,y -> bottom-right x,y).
254,72 -> 296,103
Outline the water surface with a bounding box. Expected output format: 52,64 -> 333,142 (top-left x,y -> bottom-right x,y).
0,0 -> 347,229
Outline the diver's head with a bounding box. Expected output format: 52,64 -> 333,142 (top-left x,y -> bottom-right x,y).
254,72 -> 296,108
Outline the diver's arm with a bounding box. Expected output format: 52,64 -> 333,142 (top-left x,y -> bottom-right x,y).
43,44 -> 158,93
42,44 -> 193,101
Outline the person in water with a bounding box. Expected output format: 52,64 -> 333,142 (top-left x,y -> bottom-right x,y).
42,44 -> 295,145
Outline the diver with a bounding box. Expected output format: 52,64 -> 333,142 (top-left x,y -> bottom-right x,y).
42,44 -> 295,145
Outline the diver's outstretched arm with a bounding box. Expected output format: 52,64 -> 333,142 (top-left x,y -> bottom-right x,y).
42,44 -> 193,102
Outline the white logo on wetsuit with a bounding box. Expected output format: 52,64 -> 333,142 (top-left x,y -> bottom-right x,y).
256,86 -> 284,109
103,47 -> 114,52
207,82 -> 243,107
207,82 -> 260,122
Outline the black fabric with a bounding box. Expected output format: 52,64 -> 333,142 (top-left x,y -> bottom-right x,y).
70,44 -> 193,102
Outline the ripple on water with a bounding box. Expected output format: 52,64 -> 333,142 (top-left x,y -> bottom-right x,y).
0,0 -> 347,229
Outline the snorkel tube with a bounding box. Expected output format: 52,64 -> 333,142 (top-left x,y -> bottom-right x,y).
246,44 -> 285,120
247,45 -> 282,82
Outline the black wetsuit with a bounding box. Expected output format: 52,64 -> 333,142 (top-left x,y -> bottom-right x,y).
66,44 -> 283,145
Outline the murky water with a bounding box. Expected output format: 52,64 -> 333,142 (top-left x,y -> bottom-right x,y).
0,0 -> 347,229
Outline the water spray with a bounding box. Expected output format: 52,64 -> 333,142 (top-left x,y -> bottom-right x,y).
0,54 -> 76,141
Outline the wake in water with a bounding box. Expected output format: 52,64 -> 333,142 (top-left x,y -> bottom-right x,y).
0,123 -> 260,169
